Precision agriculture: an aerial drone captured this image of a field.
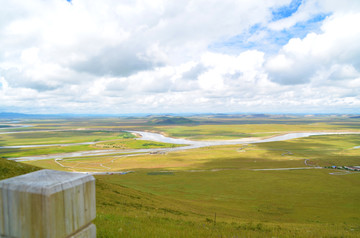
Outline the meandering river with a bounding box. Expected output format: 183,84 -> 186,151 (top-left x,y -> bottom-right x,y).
130,131 -> 360,146
5,130 -> 360,161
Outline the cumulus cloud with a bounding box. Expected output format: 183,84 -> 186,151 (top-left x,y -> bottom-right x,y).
266,12 -> 360,85
0,0 -> 359,113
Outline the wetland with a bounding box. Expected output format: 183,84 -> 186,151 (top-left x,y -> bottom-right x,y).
1,115 -> 360,237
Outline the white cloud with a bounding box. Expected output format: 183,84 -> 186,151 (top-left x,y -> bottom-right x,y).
266,12 -> 360,85
269,0 -> 360,31
0,0 -> 359,114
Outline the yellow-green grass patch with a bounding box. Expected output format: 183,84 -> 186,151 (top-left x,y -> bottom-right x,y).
95,168 -> 360,237
0,130 -> 134,146
24,144 -> 306,172
155,123 -> 360,140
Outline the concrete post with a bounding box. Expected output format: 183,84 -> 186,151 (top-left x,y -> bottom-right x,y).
0,169 -> 96,238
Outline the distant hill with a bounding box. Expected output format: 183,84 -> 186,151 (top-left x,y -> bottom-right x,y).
0,112 -> 124,119
0,112 -> 64,119
205,113 -> 282,119
0,112 -> 36,119
148,116 -> 197,125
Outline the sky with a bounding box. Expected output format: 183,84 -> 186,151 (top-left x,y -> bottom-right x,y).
0,0 -> 360,114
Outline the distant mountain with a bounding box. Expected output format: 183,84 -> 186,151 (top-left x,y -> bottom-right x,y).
0,112 -> 40,119
0,112 -> 172,119
0,112 -> 86,119
147,116 -> 197,125
208,113 -> 274,118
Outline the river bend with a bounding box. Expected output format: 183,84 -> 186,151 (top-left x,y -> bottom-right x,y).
6,131 -> 360,161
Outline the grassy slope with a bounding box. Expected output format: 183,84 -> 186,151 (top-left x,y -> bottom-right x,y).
0,158 -> 40,180
2,158 -> 359,237
85,133 -> 360,237
2,119 -> 360,237
95,169 -> 360,237
94,134 -> 360,237
102,170 -> 360,224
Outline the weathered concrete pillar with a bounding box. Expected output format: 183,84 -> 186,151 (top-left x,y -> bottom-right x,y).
0,169 -> 96,238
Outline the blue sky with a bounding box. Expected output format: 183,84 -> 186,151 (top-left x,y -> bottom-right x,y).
0,0 -> 360,114
210,7 -> 329,54
272,0 -> 303,21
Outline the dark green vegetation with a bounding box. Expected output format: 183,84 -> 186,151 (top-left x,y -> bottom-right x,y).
147,116 -> 197,125
0,158 -> 39,180
1,115 -> 360,237
93,139 -> 181,150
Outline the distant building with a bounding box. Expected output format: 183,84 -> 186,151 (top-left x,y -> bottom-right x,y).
344,166 -> 360,171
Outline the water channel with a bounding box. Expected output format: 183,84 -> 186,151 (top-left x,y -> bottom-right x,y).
4,130 -> 360,161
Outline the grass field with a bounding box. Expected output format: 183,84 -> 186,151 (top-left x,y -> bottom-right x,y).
257,134 -> 360,167
155,123 -> 360,140
22,143 -> 307,172
1,155 -> 359,237
0,130 -> 182,159
95,168 -> 360,237
22,134 -> 360,172
0,130 -> 134,146
1,117 -> 360,237
0,157 -> 40,180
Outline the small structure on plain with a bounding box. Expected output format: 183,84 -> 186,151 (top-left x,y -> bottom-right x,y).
0,169 -> 96,238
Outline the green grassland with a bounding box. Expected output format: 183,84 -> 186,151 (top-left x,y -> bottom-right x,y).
92,139 -> 183,150
21,143 -> 305,172
0,145 -> 97,159
257,134 -> 360,167
0,139 -> 182,159
155,123 -> 360,140
1,117 -> 360,237
0,130 -> 181,159
0,130 -> 134,146
23,134 -> 360,173
0,157 -> 40,180
95,169 -> 360,237
1,155 -> 359,237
